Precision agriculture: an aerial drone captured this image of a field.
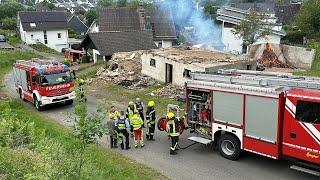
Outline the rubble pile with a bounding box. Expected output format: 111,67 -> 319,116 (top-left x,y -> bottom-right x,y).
88,51 -> 158,90
151,85 -> 184,99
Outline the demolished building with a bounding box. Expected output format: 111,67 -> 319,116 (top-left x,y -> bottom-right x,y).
141,47 -> 257,86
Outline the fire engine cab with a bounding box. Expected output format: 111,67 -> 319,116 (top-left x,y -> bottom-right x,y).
13,59 -> 76,111
183,69 -> 319,175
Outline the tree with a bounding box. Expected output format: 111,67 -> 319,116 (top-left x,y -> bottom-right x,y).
233,10 -> 272,52
0,2 -> 25,20
293,0 -> 320,38
84,8 -> 98,26
71,80 -> 107,178
204,2 -> 218,19
2,17 -> 17,30
117,0 -> 127,7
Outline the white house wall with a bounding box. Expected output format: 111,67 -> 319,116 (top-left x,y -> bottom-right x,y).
222,26 -> 281,54
141,53 -> 205,86
22,29 -> 68,52
155,40 -> 173,48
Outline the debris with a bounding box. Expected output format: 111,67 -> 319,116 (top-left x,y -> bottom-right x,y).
151,85 -> 184,99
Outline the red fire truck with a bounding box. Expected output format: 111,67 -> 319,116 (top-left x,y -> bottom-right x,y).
13,59 -> 76,111
159,69 -> 320,175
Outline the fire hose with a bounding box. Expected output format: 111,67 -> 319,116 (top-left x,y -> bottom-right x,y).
177,142 -> 198,150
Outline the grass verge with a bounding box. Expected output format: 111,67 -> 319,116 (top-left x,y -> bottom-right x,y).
30,44 -> 62,55
0,100 -> 166,179
7,36 -> 20,48
100,83 -> 185,116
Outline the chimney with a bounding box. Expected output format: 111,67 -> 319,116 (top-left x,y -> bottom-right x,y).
137,6 -> 146,30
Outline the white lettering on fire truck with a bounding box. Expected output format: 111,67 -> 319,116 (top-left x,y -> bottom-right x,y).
46,84 -> 70,91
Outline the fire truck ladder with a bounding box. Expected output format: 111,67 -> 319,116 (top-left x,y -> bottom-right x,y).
191,69 -> 320,91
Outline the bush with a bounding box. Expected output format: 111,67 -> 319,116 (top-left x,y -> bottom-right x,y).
81,55 -> 91,63
282,31 -> 306,45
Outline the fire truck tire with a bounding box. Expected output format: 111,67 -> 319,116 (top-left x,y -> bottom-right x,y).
19,89 -> 26,102
66,100 -> 73,105
218,134 -> 241,161
34,96 -> 43,111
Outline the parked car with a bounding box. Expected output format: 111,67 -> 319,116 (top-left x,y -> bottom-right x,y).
0,35 -> 6,42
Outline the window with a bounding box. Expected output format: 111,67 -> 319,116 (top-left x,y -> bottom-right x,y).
30,23 -> 36,27
150,58 -> 156,67
158,42 -> 163,48
183,69 -> 191,78
58,33 -> 62,39
44,39 -> 48,44
296,100 -> 320,124
30,34 -> 34,40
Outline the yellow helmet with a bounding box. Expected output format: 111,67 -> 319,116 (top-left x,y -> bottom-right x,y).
167,112 -> 175,119
128,101 -> 134,105
148,101 -> 155,107
133,114 -> 139,118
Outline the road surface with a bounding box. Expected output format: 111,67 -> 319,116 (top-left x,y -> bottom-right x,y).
4,72 -> 318,180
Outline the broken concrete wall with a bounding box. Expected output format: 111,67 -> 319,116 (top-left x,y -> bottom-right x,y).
141,53 -> 206,86
248,43 -> 316,70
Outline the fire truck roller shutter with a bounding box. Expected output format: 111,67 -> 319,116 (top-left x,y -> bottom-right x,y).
213,91 -> 243,126
245,96 -> 278,143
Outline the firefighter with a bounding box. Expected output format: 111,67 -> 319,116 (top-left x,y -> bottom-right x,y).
126,101 -> 138,137
166,112 -> 180,155
115,111 -> 130,150
146,101 -> 156,141
108,106 -> 120,148
78,79 -> 87,102
135,98 -> 145,128
131,113 -> 144,148
108,105 -> 120,121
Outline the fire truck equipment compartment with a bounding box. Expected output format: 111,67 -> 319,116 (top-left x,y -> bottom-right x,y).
212,91 -> 243,126
188,136 -> 212,145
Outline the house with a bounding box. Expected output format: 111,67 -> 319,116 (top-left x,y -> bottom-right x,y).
216,6 -> 286,54
18,11 -> 69,52
87,7 -> 177,48
68,15 -> 88,35
80,31 -> 157,63
141,47 -> 257,86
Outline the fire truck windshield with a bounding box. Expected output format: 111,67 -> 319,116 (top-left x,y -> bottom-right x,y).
40,71 -> 73,86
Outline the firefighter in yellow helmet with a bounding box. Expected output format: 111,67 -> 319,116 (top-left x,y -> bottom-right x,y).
166,112 -> 180,155
146,101 -> 156,141
108,105 -> 121,148
131,113 -> 144,148
126,101 -> 138,137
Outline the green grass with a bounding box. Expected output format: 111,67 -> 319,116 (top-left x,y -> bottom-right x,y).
0,100 -> 166,179
7,36 -> 20,48
77,61 -> 107,80
30,44 -> 62,55
293,41 -> 320,77
104,84 -> 185,116
0,51 -> 37,90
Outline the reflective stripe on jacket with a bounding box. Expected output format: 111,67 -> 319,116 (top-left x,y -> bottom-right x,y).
146,107 -> 156,124
166,118 -> 180,137
117,117 -> 127,130
109,111 -> 120,121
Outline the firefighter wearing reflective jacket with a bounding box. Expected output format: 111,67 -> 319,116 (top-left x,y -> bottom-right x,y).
166,112 -> 180,155
131,113 -> 144,148
146,101 -> 156,141
126,101 -> 138,137
115,111 -> 130,150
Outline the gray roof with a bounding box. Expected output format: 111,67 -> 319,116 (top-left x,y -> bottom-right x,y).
80,31 -> 157,56
231,2 -> 276,14
97,7 -> 176,41
19,11 -> 67,31
275,3 -> 301,24
68,15 -> 88,34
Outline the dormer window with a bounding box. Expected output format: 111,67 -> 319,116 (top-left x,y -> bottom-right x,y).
30,23 -> 36,27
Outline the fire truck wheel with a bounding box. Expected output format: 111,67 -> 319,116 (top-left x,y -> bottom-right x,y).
218,134 -> 241,161
66,100 -> 73,105
19,89 -> 26,101
34,96 -> 43,111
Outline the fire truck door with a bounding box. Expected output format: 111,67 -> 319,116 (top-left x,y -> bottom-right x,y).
26,71 -> 32,92
283,97 -> 320,164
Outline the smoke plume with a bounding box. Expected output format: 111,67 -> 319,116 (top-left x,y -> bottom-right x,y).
158,0 -> 224,50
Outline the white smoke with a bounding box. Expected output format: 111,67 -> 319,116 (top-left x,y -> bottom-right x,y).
158,0 -> 224,50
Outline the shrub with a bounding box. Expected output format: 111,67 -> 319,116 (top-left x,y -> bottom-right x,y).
81,55 -> 91,63
282,31 -> 305,45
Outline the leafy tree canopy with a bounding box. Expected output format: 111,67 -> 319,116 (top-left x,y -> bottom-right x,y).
0,2 -> 25,20
84,8 -> 99,26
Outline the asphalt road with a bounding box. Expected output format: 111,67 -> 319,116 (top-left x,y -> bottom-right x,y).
4,72 -> 319,180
